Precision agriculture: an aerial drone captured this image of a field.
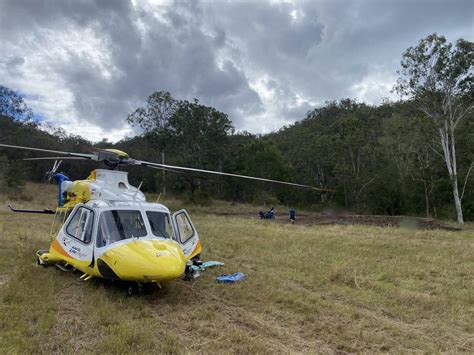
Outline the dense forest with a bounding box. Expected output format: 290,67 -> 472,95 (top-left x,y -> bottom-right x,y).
0,34 -> 472,222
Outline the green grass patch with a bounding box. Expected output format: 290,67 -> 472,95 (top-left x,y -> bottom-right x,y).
0,184 -> 473,352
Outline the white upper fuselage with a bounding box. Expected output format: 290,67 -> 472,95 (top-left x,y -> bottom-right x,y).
63,169 -> 146,203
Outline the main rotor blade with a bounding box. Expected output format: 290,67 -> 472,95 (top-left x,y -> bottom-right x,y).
23,156 -> 89,161
137,160 -> 335,192
147,165 -> 215,181
0,143 -> 96,160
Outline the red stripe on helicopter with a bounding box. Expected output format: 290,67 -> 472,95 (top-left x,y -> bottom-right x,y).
52,239 -> 73,259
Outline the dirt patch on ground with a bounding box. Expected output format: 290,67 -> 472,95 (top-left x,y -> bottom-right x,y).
212,211 -> 461,231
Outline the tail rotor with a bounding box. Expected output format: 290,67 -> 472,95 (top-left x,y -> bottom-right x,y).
46,159 -> 62,182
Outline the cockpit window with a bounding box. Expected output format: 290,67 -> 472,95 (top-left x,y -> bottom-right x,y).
146,211 -> 173,239
66,207 -> 93,244
96,210 -> 147,247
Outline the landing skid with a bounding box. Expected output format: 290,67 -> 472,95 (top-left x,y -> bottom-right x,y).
126,282 -> 158,296
55,263 -> 74,272
183,257 -> 203,281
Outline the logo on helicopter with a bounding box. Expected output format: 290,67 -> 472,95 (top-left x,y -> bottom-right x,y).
69,245 -> 87,258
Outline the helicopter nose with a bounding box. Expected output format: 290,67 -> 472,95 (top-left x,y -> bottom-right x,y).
98,239 -> 186,282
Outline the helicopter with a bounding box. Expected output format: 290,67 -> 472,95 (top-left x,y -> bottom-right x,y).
0,143 -> 332,294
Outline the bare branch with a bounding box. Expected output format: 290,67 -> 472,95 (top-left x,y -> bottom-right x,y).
356,178 -> 375,199
429,141 -> 445,160
460,162 -> 474,201
454,103 -> 474,128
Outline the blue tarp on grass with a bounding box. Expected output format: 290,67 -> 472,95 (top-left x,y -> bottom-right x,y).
216,272 -> 246,283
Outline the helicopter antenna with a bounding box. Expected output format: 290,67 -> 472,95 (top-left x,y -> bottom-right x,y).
133,181 -> 143,201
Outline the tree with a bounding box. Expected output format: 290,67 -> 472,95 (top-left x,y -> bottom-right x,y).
230,138 -> 289,204
381,107 -> 444,217
330,108 -> 380,212
404,118 -> 444,218
0,85 -> 33,121
127,91 -> 178,135
127,92 -> 234,201
395,34 -> 473,224
164,99 -> 233,200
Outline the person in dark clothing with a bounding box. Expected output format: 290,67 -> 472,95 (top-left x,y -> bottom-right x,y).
289,208 -> 296,223
258,207 -> 275,219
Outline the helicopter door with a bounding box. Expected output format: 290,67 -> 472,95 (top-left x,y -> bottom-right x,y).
61,206 -> 95,263
172,209 -> 199,258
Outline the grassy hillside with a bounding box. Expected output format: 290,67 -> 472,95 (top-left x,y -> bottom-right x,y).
0,184 -> 473,353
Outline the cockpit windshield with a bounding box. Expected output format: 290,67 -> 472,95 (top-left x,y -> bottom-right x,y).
146,211 -> 173,239
96,210 -> 147,247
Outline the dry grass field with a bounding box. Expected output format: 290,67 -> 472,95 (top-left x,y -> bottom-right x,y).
0,183 -> 473,353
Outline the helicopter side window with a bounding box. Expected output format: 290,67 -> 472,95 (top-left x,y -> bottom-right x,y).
65,207 -> 94,244
175,212 -> 195,243
146,211 -> 173,239
96,210 -> 147,247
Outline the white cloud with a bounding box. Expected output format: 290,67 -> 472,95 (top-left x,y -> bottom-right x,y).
349,69 -> 398,104
0,0 -> 472,142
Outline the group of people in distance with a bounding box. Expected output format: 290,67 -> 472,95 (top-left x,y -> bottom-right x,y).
258,207 -> 296,224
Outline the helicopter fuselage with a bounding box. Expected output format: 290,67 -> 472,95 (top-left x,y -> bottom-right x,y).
37,169 -> 201,283
0,142 -> 325,287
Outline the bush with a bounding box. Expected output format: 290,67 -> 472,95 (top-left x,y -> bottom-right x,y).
252,190 -> 279,207
0,156 -> 26,195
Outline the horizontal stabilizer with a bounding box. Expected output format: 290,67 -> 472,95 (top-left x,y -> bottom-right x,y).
8,204 -> 55,214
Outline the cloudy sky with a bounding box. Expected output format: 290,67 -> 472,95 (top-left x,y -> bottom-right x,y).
0,0 -> 472,141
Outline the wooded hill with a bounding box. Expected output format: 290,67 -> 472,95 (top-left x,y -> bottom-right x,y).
0,34 -> 472,222
1,96 -> 472,221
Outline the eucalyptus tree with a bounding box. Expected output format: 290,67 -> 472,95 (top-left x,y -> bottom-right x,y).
395,34 -> 473,224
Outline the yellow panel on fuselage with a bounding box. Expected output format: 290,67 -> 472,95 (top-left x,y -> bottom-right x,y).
97,239 -> 187,282
63,180 -> 92,207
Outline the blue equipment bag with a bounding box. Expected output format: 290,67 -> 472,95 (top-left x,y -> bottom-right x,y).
216,272 -> 246,283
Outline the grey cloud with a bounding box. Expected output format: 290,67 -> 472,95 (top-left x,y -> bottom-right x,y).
202,0 -> 473,104
6,56 -> 25,67
1,56 -> 25,77
0,0 -> 263,131
0,0 -> 472,140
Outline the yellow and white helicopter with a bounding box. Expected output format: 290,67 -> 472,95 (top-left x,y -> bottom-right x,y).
0,143 -> 329,294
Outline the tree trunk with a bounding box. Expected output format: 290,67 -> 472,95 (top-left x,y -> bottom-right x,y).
412,176 -> 432,218
449,119 -> 464,224
438,124 -> 464,224
190,184 -> 196,202
423,181 -> 430,218
343,184 -> 348,208
451,174 -> 464,224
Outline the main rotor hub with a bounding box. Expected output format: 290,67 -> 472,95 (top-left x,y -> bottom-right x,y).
97,149 -> 131,169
